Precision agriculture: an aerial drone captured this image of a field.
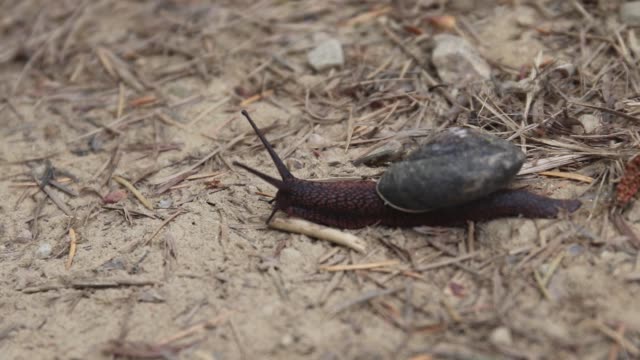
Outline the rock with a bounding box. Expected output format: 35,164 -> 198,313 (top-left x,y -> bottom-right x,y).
158,198 -> 173,209
308,38 -> 344,71
578,114 -> 601,134
36,243 -> 52,259
621,2 -> 640,25
103,189 -> 128,204
432,34 -> 491,83
377,127 -> 525,211
308,133 -> 329,148
15,229 -> 33,243
280,333 -> 295,347
489,326 -> 513,347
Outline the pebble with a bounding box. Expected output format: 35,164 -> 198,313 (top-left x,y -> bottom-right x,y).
621,2 -> 640,26
432,34 -> 491,83
36,243 -> 52,259
577,114 -> 601,134
15,229 -> 33,243
308,133 -> 329,148
489,326 -> 513,347
377,127 -> 525,211
308,38 -> 344,71
158,198 -> 173,209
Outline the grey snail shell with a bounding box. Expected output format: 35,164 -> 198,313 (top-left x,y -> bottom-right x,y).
376,127 -> 526,212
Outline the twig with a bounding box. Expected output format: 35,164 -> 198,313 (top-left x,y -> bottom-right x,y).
112,175 -> 154,210
240,89 -> 273,107
330,286 -> 404,314
319,260 -> 400,272
65,228 -> 77,270
142,210 -> 187,247
572,101 -> 640,123
32,168 -> 73,217
415,252 -> 480,271
269,217 -> 366,253
22,278 -> 157,294
538,171 -> 594,183
533,269 -> 552,301
156,312 -> 231,346
591,320 -> 640,356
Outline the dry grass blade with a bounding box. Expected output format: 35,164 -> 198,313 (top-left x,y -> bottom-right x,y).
590,320 -> 640,356
112,175 -> 154,210
65,228 -> 77,270
415,253 -> 479,271
330,286 -> 404,315
142,209 -> 187,247
320,260 -> 400,272
538,171 -> 594,183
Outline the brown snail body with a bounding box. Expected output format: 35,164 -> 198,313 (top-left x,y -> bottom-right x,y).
234,110 -> 581,229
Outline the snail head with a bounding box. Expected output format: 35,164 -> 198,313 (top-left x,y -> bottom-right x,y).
232,110 -> 296,221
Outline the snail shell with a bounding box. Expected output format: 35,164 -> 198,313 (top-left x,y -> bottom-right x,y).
376,127 -> 525,212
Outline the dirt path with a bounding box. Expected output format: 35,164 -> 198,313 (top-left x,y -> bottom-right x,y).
2,1 -> 640,359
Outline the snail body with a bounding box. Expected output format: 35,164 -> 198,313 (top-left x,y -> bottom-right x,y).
233,110 -> 581,229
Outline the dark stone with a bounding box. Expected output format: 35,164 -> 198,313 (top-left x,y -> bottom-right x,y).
376,127 -> 525,212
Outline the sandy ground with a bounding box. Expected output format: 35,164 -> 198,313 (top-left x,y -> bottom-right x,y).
2,1 -> 640,359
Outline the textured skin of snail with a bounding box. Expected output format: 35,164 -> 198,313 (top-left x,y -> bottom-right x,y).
268,179 -> 580,229
234,110 -> 582,230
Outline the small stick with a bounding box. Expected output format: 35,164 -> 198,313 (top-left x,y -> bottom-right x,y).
143,210 -> 186,246
571,101 -> 640,123
113,175 -> 154,210
415,252 -> 479,271
185,171 -> 224,181
317,247 -> 341,264
318,271 -> 344,306
342,5 -> 392,27
541,251 -> 565,286
319,260 -> 400,272
22,278 -> 157,294
591,320 -> 640,356
533,269 -> 553,301
269,217 -> 366,253
607,324 -> 626,360
466,221 -> 475,253
33,172 -> 73,217
156,312 -> 231,346
117,82 -> 125,119
330,286 -> 403,314
187,96 -> 230,127
239,89 -> 273,107
538,171 -> 594,183
66,228 -> 77,270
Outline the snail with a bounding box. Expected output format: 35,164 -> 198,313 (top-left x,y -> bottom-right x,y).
233,110 -> 581,229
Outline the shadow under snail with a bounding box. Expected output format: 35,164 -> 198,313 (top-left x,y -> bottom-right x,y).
233,110 -> 581,229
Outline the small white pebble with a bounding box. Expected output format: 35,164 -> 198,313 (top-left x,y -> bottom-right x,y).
308,38 -> 344,71
280,333 -> 294,347
578,114 -> 601,134
158,198 -> 173,209
36,243 -> 52,259
308,133 -> 328,147
489,326 -> 513,347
